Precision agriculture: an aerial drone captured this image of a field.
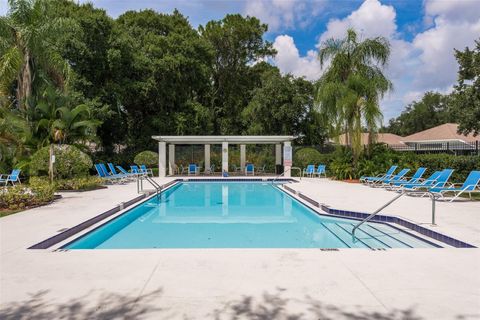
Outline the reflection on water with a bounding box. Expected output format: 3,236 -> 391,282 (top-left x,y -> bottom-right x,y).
153,183 -> 294,223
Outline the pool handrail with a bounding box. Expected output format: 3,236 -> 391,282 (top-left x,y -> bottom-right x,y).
352,189 -> 436,240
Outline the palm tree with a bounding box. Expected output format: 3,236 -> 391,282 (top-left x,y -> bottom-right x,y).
34,87 -> 100,181
0,0 -> 74,110
316,28 -> 392,160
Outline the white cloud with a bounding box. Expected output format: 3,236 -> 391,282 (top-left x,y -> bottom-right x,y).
244,0 -> 326,32
425,0 -> 480,23
412,5 -> 480,90
272,35 -> 322,80
319,0 -> 397,42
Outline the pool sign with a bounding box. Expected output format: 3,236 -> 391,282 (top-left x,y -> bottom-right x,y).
283,145 -> 292,166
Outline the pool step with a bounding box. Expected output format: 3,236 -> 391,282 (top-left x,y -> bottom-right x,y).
323,222 -> 371,248
337,223 -> 393,249
366,223 -> 434,248
357,224 -> 412,248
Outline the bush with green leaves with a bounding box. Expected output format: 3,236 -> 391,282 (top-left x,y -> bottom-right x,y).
0,177 -> 56,211
30,145 -> 93,179
134,151 -> 158,167
55,177 -> 104,191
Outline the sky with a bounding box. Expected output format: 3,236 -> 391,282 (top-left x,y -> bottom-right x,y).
1,0 -> 479,123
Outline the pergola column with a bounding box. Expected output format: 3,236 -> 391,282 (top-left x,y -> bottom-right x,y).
168,144 -> 175,175
275,144 -> 282,167
240,144 -> 246,172
204,144 -> 211,171
222,142 -> 229,173
283,141 -> 292,177
158,142 -> 167,177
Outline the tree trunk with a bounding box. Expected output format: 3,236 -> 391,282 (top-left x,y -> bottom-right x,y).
17,50 -> 32,111
48,144 -> 54,183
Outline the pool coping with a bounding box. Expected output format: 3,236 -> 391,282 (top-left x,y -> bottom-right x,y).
282,184 -> 476,248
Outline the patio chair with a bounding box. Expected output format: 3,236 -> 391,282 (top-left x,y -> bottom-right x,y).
386,167 -> 426,190
95,164 -> 122,183
140,165 -> 154,177
405,169 -> 454,194
245,163 -> 255,176
130,165 -> 145,176
107,163 -> 133,180
360,165 -> 398,184
204,164 -> 215,175
233,165 -> 242,174
256,164 -> 266,175
314,165 -> 326,178
303,164 -> 315,177
102,163 -> 129,180
116,165 -> 140,178
398,171 -> 442,191
178,164 -> 185,175
188,164 -> 198,176
371,168 -> 410,187
0,169 -> 21,186
429,171 -> 480,202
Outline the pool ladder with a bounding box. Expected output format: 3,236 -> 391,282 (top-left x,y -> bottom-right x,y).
137,175 -> 162,200
352,189 -> 437,240
271,167 -> 302,184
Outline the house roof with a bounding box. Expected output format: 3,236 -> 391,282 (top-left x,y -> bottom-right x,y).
401,123 -> 479,143
336,133 -> 405,146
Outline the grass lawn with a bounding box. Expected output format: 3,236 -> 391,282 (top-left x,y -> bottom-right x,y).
0,209 -> 22,218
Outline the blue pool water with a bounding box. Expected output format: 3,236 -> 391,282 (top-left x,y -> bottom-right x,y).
65,182 -> 436,249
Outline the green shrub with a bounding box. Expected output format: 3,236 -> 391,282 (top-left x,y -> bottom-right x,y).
55,177 -> 104,191
30,145 -> 93,179
0,177 -> 56,211
134,151 -> 158,166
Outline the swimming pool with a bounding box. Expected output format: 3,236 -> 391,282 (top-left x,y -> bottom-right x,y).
65,182 -> 437,249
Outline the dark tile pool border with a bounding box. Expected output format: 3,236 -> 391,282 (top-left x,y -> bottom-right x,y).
28,180 -> 179,249
280,187 -> 475,248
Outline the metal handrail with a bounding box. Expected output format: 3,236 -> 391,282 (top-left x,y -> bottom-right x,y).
137,175 -> 162,200
352,190 -> 436,239
271,167 -> 302,184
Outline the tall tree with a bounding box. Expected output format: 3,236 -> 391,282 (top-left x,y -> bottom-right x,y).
200,14 -> 276,134
315,28 -> 392,159
33,87 -> 100,181
383,92 -> 455,136
0,0 -> 74,110
242,67 -> 326,144
450,39 -> 480,136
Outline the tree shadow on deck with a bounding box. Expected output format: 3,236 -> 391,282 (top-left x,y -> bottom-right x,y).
0,288 -> 163,320
210,289 -> 473,320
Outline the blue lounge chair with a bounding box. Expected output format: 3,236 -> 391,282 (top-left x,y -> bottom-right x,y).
107,163 -> 131,179
360,165 -> 398,184
405,169 -> 454,193
140,165 -> 154,177
399,171 -> 442,190
101,164 -> 127,181
303,164 -> 315,177
389,167 -> 427,188
188,164 -> 198,176
245,163 -> 254,176
116,165 -> 139,178
372,168 -> 410,187
95,164 -> 121,183
0,169 -> 21,186
314,165 -> 326,178
429,171 -> 480,202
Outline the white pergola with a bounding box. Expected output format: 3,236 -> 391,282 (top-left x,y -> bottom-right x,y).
152,135 -> 296,177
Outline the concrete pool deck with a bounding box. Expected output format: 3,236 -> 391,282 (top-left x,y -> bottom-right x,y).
1,177 -> 479,319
